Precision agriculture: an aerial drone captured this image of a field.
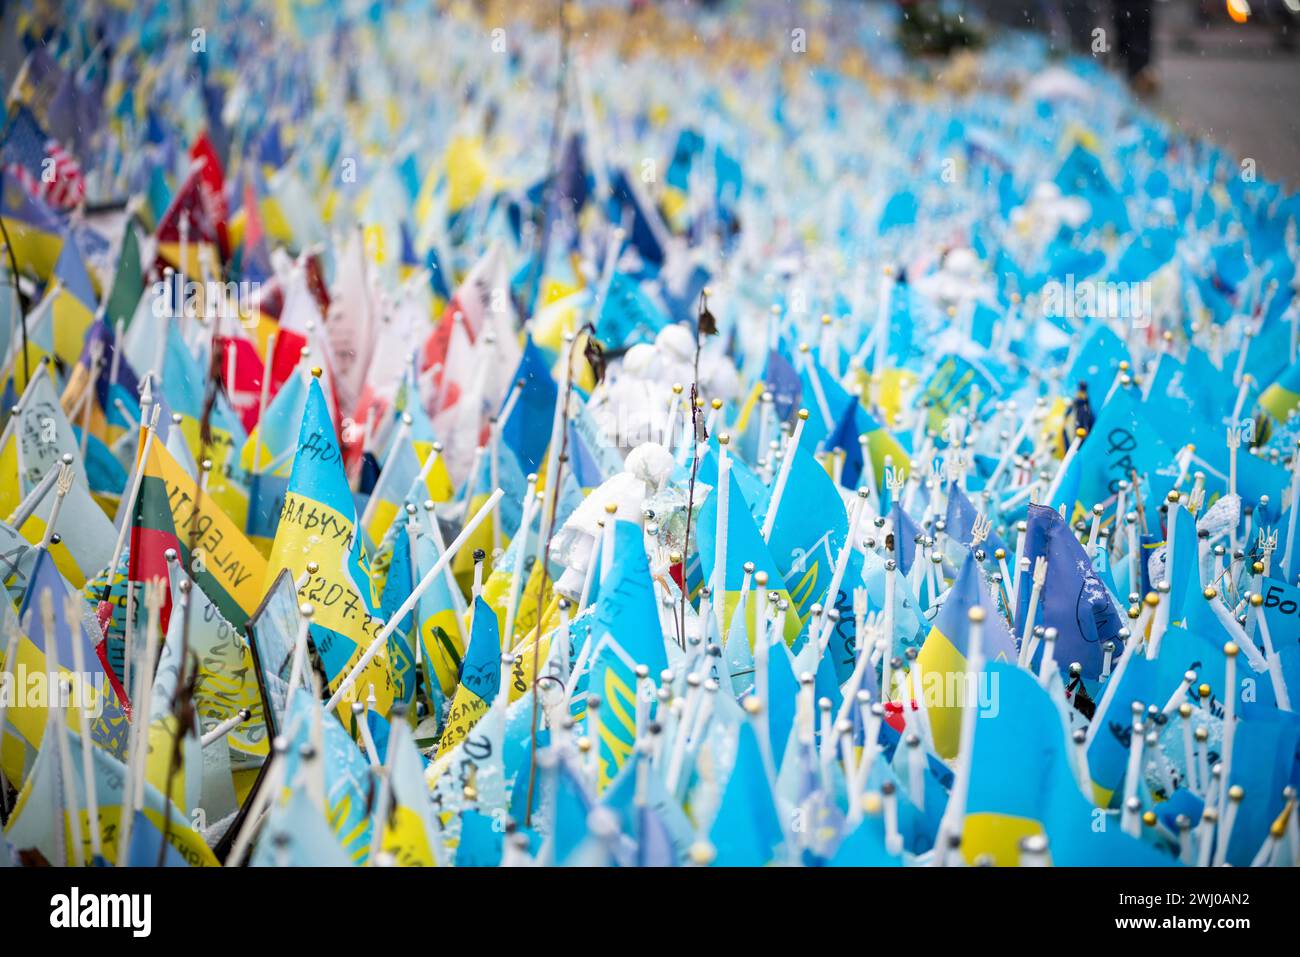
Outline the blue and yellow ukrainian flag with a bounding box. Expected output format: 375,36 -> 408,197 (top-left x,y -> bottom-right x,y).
160,332 -> 251,529
698,468 -> 802,647
0,168 -> 64,284
961,662 -> 1070,865
377,719 -> 443,866
2,550 -> 130,790
759,440 -> 848,621
5,725 -> 216,867
397,377 -> 455,503
583,521 -> 669,789
49,237 -> 98,368
264,375 -> 393,725
914,551 -> 1018,758
1085,652 -> 1157,808
438,596 -> 501,753
242,368 -> 310,553
1260,351 -> 1300,421
377,522 -> 419,715
413,530 -> 467,711
276,688 -> 376,864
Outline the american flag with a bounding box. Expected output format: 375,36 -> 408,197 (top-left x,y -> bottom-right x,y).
1,106 -> 85,211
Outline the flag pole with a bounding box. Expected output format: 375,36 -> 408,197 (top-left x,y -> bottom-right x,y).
100,404 -> 162,605
934,605 -> 985,861
761,409 -> 808,542
712,433 -> 732,641
5,452 -> 73,529
502,474 -> 539,649
66,594 -> 103,861
117,577 -> 165,866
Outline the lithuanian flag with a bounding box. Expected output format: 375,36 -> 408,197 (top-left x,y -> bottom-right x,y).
130,432 -> 268,631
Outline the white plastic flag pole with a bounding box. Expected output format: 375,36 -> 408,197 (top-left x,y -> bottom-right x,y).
1278,438 -> 1300,580
200,708 -> 252,748
713,434 -> 732,641
935,606 -> 986,859
752,570 -> 770,700
1088,623 -> 1149,756
1120,705 -> 1147,837
761,410 -> 807,542
1010,520 -> 1028,608
36,462 -> 75,551
103,404 -> 163,599
502,476 -> 540,649
6,452 -> 73,529
815,488 -> 870,639
1017,557 -> 1048,668
1214,786 -> 1245,867
1218,641 -> 1241,826
1178,703 -> 1199,795
1249,594 -> 1292,711
67,595 -> 102,860
326,488 -> 503,711
40,592 -> 83,867
1042,427 -> 1086,510
117,577 -> 165,866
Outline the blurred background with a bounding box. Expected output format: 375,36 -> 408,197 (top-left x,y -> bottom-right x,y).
978,0 -> 1300,184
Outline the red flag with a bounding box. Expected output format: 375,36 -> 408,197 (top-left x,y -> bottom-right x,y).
215,334 -> 266,432
155,165 -> 221,278
190,132 -> 229,259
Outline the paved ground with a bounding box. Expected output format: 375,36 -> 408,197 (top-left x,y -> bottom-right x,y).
979,2 -> 1300,187
1151,23 -> 1300,188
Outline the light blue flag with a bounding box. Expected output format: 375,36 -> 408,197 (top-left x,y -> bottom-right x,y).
455,809 -> 503,867
276,688 -> 374,864
250,786 -> 353,867
828,813 -> 902,866
765,636 -> 799,771
600,752 -> 693,866
585,521 -> 666,789
708,722 -> 784,866
1223,705 -> 1300,866
1156,625 -> 1277,716
595,271 -> 668,351
551,757 -> 595,865
246,369 -> 309,479
1086,652 -> 1159,809
1059,387 -> 1178,520
758,441 -> 848,622
759,439 -> 847,616
966,662 -> 1175,865
797,354 -> 853,450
